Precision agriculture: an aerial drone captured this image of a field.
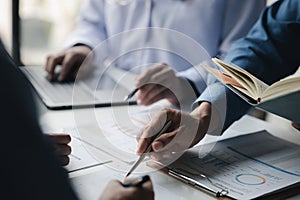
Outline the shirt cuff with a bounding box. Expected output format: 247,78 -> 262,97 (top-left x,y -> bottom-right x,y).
193,82 -> 227,136
177,66 -> 208,95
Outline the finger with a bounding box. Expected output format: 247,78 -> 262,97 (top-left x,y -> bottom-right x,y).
137,137 -> 153,155
55,144 -> 72,156
153,125 -> 190,152
136,111 -> 168,155
141,177 -> 153,191
148,150 -> 173,161
152,131 -> 176,152
47,134 -> 71,144
108,179 -> 123,187
58,53 -> 78,82
136,63 -> 167,87
150,66 -> 174,86
139,91 -> 166,106
136,84 -> 157,101
137,85 -> 167,105
292,122 -> 300,130
45,53 -> 65,81
59,155 -> 70,166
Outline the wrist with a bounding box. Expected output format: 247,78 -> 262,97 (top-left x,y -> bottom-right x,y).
175,77 -> 199,106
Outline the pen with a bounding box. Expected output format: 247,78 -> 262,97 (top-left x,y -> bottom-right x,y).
123,175 -> 150,187
124,88 -> 139,101
168,170 -> 228,197
125,120 -> 172,177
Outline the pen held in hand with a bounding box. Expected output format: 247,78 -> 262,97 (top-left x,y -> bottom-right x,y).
125,120 -> 172,178
123,175 -> 150,187
124,88 -> 139,101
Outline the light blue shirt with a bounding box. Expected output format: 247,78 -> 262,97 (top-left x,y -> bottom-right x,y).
197,0 -> 300,134
65,0 -> 265,94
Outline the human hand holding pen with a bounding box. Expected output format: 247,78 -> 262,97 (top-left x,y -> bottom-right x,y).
126,121 -> 172,178
135,63 -> 194,106
99,176 -> 154,200
136,103 -> 212,162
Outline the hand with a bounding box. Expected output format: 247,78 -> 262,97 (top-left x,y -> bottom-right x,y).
46,133 -> 72,166
135,63 -> 196,106
45,45 -> 92,82
136,102 -> 212,162
99,179 -> 154,200
292,122 -> 300,131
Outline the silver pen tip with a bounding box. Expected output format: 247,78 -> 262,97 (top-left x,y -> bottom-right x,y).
123,95 -> 129,101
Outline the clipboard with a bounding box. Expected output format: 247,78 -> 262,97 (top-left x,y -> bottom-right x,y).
147,130 -> 300,199
147,161 -> 230,199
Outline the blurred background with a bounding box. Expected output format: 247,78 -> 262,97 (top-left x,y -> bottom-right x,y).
3,0 -> 296,132
0,0 -> 276,66
0,0 -> 83,65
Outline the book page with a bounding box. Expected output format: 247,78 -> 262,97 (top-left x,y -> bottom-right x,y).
201,64 -> 254,98
166,130 -> 300,199
262,76 -> 300,101
212,58 -> 269,101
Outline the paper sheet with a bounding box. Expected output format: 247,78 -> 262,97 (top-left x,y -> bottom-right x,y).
70,165 -> 199,200
66,135 -> 111,172
167,130 -> 300,199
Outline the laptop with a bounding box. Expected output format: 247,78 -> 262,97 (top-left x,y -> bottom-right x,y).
21,66 -> 137,109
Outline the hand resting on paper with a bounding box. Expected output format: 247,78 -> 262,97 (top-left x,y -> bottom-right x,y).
46,133 -> 72,166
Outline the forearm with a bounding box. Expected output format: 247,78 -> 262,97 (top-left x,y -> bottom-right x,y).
194,82 -> 251,133
225,0 -> 300,84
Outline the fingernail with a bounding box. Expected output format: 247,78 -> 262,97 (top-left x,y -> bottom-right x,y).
150,154 -> 158,160
153,141 -> 163,151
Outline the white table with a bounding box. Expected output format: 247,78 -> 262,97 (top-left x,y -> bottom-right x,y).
39,102 -> 300,200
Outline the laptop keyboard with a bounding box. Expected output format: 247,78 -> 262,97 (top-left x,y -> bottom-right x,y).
21,67 -> 95,104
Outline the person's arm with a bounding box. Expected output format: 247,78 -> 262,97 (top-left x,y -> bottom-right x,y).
225,0 -> 300,83
175,0 -> 266,97
64,0 -> 107,50
217,0 -> 266,58
0,41 -> 78,200
199,0 -> 300,131
45,0 -> 106,81
1,40 -> 154,200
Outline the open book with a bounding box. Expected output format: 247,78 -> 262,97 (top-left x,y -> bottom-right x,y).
201,58 -> 300,123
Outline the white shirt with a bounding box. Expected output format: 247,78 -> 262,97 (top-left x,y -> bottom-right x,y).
65,0 -> 266,93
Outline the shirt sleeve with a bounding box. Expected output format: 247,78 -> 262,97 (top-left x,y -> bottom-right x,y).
64,0 -> 107,49
0,41 -> 79,200
177,0 -> 266,95
195,0 -> 300,133
218,0 -> 266,58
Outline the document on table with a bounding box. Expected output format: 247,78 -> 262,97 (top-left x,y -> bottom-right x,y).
64,128 -> 112,172
165,130 -> 300,199
66,136 -> 111,172
70,165 -> 192,200
83,100 -> 172,164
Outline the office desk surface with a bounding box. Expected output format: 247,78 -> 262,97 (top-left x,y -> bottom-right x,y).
39,104 -> 300,200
